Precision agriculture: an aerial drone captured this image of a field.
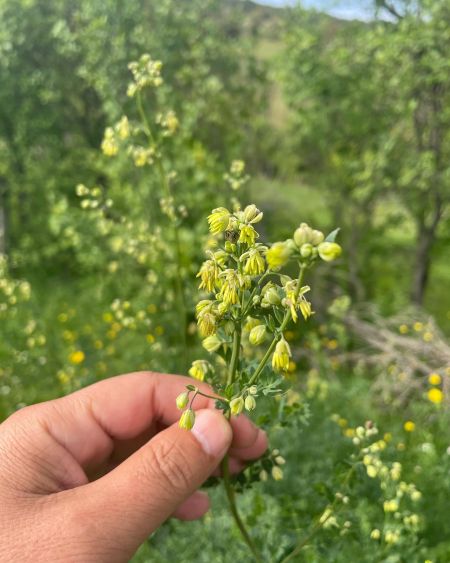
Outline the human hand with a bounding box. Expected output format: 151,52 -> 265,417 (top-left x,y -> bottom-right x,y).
0,372 -> 267,562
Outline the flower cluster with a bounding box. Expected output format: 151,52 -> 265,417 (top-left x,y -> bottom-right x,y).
179,204 -> 342,429
127,54 -> 163,97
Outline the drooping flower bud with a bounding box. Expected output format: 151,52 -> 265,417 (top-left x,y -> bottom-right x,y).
230,396 -> 244,416
272,338 -> 292,372
244,395 -> 256,411
318,242 -> 342,262
266,242 -> 292,270
243,204 -> 263,224
272,466 -> 284,481
179,409 -> 195,430
249,325 -> 267,346
188,360 -> 211,381
202,334 -> 222,353
300,243 -> 313,258
207,207 -> 230,234
176,392 -> 189,410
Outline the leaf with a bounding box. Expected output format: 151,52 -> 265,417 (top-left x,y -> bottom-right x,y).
325,228 -> 340,242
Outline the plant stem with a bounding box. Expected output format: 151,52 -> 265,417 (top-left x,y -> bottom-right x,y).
221,452 -> 263,563
136,92 -> 188,370
248,264 -> 307,386
227,326 -> 241,386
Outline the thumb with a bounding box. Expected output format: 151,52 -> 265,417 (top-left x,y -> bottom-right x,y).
69,409 -> 232,559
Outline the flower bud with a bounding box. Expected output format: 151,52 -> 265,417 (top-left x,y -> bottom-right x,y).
259,470 -> 268,482
272,338 -> 292,372
318,242 -> 342,262
300,243 -> 313,258
275,455 -> 286,465
249,324 -> 267,346
230,396 -> 244,416
244,395 -> 256,411
266,242 -> 292,270
188,359 -> 210,381
176,392 -> 189,410
243,204 -> 263,224
293,223 -> 313,247
249,385 -> 258,395
208,207 -> 230,234
311,229 -> 325,246
179,409 -> 195,430
272,466 -> 283,481
202,334 -> 222,353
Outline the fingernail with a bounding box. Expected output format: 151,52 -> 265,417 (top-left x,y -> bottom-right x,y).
192,409 -> 232,458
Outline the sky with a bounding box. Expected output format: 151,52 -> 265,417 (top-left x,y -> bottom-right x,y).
255,0 -> 375,21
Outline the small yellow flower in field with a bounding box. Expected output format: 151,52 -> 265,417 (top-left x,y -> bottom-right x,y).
94,339 -> 103,350
344,428 -> 355,438
272,338 -> 291,372
57,371 -> 70,384
208,207 -> 230,234
399,324 -> 409,334
423,331 -> 433,342
338,418 -> 348,428
179,409 -> 195,430
116,115 -> 130,139
103,312 -> 113,323
370,529 -> 381,540
266,242 -> 292,270
428,387 -> 443,404
397,442 -> 406,451
272,466 -> 283,481
428,373 -> 441,386
383,499 -> 399,513
155,326 -> 164,336
327,339 -> 338,350
404,421 -> 415,432
69,350 -> 85,365
384,432 -> 392,442
413,321 -> 424,332
101,127 -> 118,156
366,465 -> 378,478
58,313 -> 68,323
146,334 -> 155,344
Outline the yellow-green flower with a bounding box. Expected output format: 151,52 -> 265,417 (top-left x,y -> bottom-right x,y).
299,300 -> 313,321
202,334 -> 222,353
243,204 -> 263,224
197,259 -> 220,292
116,115 -> 130,139
428,387 -> 443,404
272,466 -> 283,481
318,242 -> 342,262
230,396 -> 244,416
69,350 -> 85,365
176,392 -> 189,410
188,360 -> 211,381
218,269 -> 240,306
249,324 -> 267,346
238,224 -> 258,246
179,409 -> 195,430
272,338 -> 291,372
208,207 -> 230,234
242,248 -> 266,276
261,282 -> 281,307
101,127 -> 118,156
293,223 -> 313,246
244,395 -> 256,411
266,242 -> 292,270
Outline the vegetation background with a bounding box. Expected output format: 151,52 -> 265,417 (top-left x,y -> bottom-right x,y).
0,0 -> 449,561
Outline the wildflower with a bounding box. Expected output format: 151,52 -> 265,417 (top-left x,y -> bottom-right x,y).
299,300 -> 313,321
366,465 -> 378,478
266,242 -> 292,270
259,470 -> 268,481
158,110 -> 179,136
230,396 -> 244,416
383,499 -> 399,513
197,259 -> 220,292
243,204 -> 263,224
300,243 -> 313,258
202,334 -> 222,353
244,395 -> 256,411
176,392 -> 189,410
238,224 -> 258,246
127,54 -> 163,97
132,146 -> 154,167
399,324 -> 409,334
370,529 -> 381,540
101,127 -> 118,156
404,420 -> 415,432
318,242 -> 342,262
197,305 -> 217,337
385,530 -> 399,545
249,325 -> 267,346
231,160 -> 245,175
241,248 -> 266,276
208,207 -> 230,234
272,466 -> 283,481
413,321 -> 423,332
428,373 -> 441,386
179,409 -> 195,430
272,338 -> 291,372
249,385 -> 258,395
218,269 -> 240,306
261,283 -> 281,307
188,360 -> 210,381
428,387 -> 443,404
75,184 -> 89,197
116,116 -> 130,140
275,456 -> 286,465
294,223 -> 314,247
69,350 -> 85,365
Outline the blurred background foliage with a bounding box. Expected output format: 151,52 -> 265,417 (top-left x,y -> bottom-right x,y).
0,0 -> 449,561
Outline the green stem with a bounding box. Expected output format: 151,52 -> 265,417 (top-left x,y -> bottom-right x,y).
227,326 -> 241,386
136,92 -> 188,370
221,453 -> 263,563
248,264 -> 307,387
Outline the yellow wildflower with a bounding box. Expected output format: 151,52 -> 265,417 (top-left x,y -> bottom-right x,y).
238,224 -> 258,246
318,242 -> 342,262
428,387 -> 443,404
404,420 -> 415,432
272,338 -> 291,372
179,409 -> 195,430
428,373 -> 441,386
266,242 -> 292,270
188,360 -> 211,381
69,350 -> 85,365
207,207 -> 230,234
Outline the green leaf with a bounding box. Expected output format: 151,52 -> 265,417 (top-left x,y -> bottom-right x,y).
325,228 -> 340,242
